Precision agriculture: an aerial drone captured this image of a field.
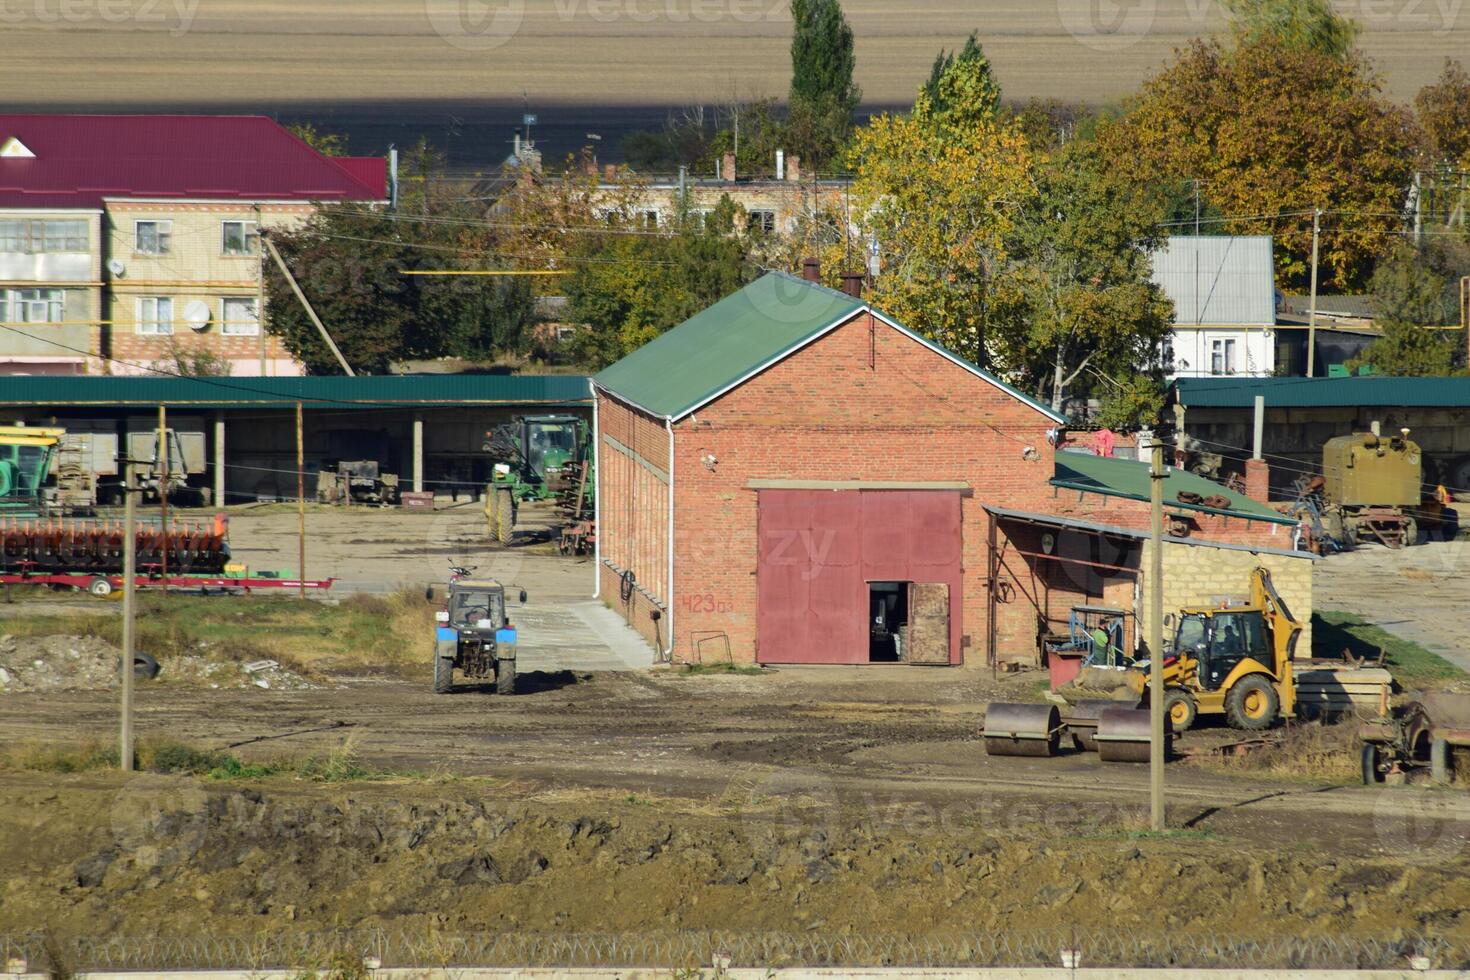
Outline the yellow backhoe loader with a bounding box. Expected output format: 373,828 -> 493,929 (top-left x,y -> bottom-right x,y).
1061,567 -> 1303,732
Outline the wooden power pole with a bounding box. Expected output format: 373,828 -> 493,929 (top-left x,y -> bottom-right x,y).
1306,208 -> 1322,378
296,401 -> 306,601
120,472 -> 136,772
1149,438 -> 1167,831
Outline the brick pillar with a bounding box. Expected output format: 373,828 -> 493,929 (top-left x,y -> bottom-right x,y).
1245,458 -> 1270,503
722,152 -> 736,182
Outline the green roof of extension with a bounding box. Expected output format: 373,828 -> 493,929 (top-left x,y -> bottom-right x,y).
1052,450 -> 1296,526
593,272 -> 1066,423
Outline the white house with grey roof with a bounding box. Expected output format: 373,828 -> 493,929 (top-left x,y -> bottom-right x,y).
1151,236 -> 1277,379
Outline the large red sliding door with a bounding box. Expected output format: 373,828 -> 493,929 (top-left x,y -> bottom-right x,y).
756,489 -> 962,664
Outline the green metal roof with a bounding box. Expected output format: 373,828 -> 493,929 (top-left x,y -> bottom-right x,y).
0,374 -> 592,409
593,272 -> 1066,422
1052,450 -> 1296,526
1174,376 -> 1470,409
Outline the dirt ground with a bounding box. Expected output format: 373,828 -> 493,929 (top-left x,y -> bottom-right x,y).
4,504 -> 1470,956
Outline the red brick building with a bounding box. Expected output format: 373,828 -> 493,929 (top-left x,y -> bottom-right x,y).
592,272 -> 1311,667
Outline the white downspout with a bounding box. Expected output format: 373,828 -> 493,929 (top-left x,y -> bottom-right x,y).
665,415 -> 675,660
591,380 -> 601,598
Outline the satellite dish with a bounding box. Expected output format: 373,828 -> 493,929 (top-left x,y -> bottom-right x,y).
184,300 -> 211,331
107,258 -> 127,278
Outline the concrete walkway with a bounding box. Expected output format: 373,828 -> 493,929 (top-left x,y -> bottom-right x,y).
1315,538 -> 1470,675
514,599 -> 655,672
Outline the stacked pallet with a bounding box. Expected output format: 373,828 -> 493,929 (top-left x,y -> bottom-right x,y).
1295,661 -> 1392,715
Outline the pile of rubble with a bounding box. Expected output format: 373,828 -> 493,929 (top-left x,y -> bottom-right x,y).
0,634 -> 312,693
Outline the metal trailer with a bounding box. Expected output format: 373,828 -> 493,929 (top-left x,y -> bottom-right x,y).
1360,692 -> 1470,785
0,570 -> 334,596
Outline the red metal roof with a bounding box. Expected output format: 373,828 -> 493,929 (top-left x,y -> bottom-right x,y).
0,114 -> 387,209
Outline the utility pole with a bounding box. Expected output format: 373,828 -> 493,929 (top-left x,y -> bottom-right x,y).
120,471 -> 136,772
1306,208 -> 1322,378
157,405 -> 168,594
1413,172 -> 1424,248
262,236 -> 356,376
296,401 -> 306,601
1149,438 -> 1166,831
256,203 -> 267,375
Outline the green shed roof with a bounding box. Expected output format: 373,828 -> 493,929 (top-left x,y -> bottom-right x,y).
1052,450 -> 1296,526
1174,376 -> 1470,409
0,374 -> 591,409
593,272 -> 1065,422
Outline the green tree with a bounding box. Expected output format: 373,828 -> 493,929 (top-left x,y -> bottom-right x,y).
565,218 -> 751,369
1350,244 -> 1461,376
920,33 -> 999,119
787,0 -> 860,168
265,150 -> 538,373
1222,0 -> 1359,57
1004,139 -> 1174,415
1415,59 -> 1470,166
847,60 -> 1032,367
287,123 -> 348,157
1102,38 -> 1417,290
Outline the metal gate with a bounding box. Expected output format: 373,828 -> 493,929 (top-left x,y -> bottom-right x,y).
756,489 -> 962,664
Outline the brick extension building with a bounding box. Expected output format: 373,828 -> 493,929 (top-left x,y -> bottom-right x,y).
592,271 -> 1312,667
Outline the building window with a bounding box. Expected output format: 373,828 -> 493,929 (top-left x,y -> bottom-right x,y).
0,219 -> 87,253
134,220 -> 173,255
641,210 -> 659,229
222,220 -> 259,256
2,288 -> 63,323
1210,338 -> 1237,375
136,296 -> 173,335
221,297 -> 259,335
747,210 -> 776,234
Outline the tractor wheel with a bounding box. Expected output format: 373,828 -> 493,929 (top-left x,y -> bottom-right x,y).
1164,688 -> 1198,733
493,488 -> 515,544
496,657 -> 516,695
88,576 -> 114,597
433,656 -> 453,695
1361,743 -> 1385,785
1225,675 -> 1280,731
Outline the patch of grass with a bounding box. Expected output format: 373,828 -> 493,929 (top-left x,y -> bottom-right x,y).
1189,719 -> 1362,784
1313,611 -> 1466,691
672,662 -> 766,676
0,737 -> 414,783
0,586 -> 435,675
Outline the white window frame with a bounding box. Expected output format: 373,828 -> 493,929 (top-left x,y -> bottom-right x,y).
0,220 -> 87,253
2,288 -> 64,323
136,296 -> 173,335
134,220 -> 173,256
1209,337 -> 1237,376
220,296 -> 259,336
747,210 -> 776,234
221,219 -> 259,256
0,220 -> 22,252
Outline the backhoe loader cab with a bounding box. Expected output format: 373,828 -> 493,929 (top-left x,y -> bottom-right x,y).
1139,567 -> 1302,732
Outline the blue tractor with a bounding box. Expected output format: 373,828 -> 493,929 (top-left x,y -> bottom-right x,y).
432,567 -> 527,695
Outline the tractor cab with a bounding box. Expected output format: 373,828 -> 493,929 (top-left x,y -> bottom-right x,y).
0,426 -> 62,516
1172,607 -> 1274,692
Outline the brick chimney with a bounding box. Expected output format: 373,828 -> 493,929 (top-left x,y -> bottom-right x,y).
786,155 -> 801,183
1244,458 -> 1270,503
801,258 -> 821,283
722,151 -> 736,182
839,271 -> 864,298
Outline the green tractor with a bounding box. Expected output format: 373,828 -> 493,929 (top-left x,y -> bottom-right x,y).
482,414 -> 594,544
0,426 -> 62,517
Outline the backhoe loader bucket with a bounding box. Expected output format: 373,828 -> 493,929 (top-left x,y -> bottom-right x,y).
982,702 -> 1062,758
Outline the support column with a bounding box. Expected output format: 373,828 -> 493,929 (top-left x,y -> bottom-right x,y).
213,412 -> 226,506
412,414 -> 424,494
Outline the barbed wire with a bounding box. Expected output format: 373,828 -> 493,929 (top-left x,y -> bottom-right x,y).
1,929 -> 1463,971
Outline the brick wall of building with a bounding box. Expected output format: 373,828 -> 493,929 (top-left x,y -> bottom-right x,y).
663,312 -> 1066,665
596,392 -> 672,654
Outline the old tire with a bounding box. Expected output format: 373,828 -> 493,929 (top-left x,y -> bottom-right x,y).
496,657 -> 516,695
1225,675 -> 1279,731
1164,688 -> 1197,733
493,488 -> 515,544
1361,743 -> 1384,785
120,652 -> 160,681
88,576 -> 114,597
434,656 -> 453,694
